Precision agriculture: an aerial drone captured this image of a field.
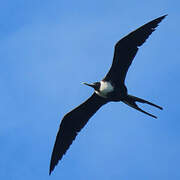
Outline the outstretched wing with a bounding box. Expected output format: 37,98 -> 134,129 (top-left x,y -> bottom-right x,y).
104,15 -> 167,85
49,93 -> 108,175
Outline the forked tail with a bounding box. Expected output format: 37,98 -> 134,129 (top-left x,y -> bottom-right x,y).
122,95 -> 163,119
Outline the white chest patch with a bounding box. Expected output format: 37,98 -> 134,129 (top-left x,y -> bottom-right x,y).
95,81 -> 114,98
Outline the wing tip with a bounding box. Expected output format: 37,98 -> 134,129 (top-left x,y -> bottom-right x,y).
49,164 -> 54,176
49,154 -> 59,176
160,14 -> 168,19
49,154 -> 62,176
49,162 -> 57,176
156,14 -> 168,23
49,170 -> 52,176
150,14 -> 167,29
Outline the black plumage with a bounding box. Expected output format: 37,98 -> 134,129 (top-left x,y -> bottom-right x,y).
49,93 -> 108,174
49,15 -> 166,175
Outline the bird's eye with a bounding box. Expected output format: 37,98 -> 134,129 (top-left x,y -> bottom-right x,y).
96,82 -> 100,87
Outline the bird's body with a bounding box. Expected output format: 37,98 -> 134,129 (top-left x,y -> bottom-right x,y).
49,15 -> 167,175
95,81 -> 114,98
96,80 -> 127,101
84,80 -> 128,101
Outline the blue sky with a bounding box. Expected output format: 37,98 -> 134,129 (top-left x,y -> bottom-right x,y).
1,0 -> 180,179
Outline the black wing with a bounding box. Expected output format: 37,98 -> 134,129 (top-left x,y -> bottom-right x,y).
49,93 -> 108,175
104,15 -> 167,85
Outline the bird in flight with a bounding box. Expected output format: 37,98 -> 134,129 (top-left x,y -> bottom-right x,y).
49,15 -> 166,175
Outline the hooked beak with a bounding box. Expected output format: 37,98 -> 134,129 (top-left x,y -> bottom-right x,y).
82,82 -> 96,89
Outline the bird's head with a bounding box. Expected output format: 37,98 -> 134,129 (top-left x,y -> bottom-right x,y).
82,82 -> 101,91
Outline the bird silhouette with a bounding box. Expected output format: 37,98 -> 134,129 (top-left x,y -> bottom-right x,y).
49,15 -> 166,175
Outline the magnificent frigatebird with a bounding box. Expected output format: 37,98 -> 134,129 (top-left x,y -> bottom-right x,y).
49,15 -> 166,175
